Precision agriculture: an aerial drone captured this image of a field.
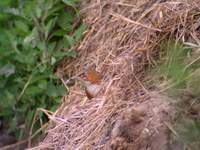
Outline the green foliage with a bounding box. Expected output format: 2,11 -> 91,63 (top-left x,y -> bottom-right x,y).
154,40 -> 200,148
155,40 -> 200,96
177,119 -> 200,150
0,0 -> 86,139
157,40 -> 192,89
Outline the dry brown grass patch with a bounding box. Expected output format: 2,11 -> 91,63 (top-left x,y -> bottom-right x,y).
29,0 -> 200,149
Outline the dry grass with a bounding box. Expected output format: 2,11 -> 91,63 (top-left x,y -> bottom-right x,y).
29,0 -> 200,149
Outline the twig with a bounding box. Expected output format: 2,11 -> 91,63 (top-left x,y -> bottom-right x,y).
28,109 -> 39,148
16,61 -> 48,103
115,2 -> 138,8
32,123 -> 48,139
158,71 -> 196,93
185,55 -> 200,70
17,74 -> 33,103
164,122 -> 179,137
133,74 -> 149,94
111,13 -> 162,32
28,108 -> 53,148
61,78 -> 69,91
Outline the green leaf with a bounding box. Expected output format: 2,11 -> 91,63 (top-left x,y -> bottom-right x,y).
53,50 -> 77,60
30,74 -> 48,84
0,64 -> 15,77
0,78 -> 7,88
62,0 -> 79,12
15,20 -> 29,34
46,83 -> 57,97
66,50 -> 77,58
48,42 -> 57,52
74,24 -> 86,42
26,85 -> 43,96
3,8 -> 23,19
53,29 -> 67,37
53,50 -> 66,58
56,85 -> 67,96
23,1 -> 36,18
14,50 -> 37,65
35,7 -> 42,18
46,83 -> 67,97
38,64 -> 47,73
5,30 -> 20,54
50,105 -> 58,112
1,90 -> 15,108
44,17 -> 57,39
64,35 -> 75,47
9,117 -> 17,132
43,0 -> 54,10
0,0 -> 14,7
51,57 -> 57,65
24,27 -> 39,48
57,11 -> 74,31
38,80 -> 47,90
44,3 -> 64,20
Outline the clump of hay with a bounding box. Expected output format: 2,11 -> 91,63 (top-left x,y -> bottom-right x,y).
31,0 -> 200,149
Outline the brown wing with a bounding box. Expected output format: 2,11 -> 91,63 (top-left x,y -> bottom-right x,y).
86,68 -> 102,84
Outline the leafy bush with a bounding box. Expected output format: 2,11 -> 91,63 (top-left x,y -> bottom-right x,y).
0,0 -> 86,139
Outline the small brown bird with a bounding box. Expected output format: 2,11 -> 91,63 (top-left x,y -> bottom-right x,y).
67,67 -> 103,99
85,67 -> 102,99
79,67 -> 103,99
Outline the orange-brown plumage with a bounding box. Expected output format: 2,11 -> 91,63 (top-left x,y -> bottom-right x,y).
86,67 -> 102,84
83,67 -> 103,99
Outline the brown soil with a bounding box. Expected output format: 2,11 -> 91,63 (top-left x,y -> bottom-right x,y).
107,94 -> 173,150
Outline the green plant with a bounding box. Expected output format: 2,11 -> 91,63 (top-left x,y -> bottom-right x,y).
153,40 -> 200,149
158,40 -> 192,89
177,119 -> 200,149
0,0 -> 86,139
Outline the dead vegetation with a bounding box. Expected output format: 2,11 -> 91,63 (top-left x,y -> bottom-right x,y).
29,0 -> 200,149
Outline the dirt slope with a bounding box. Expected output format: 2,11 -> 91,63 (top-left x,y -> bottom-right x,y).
32,0 -> 200,149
